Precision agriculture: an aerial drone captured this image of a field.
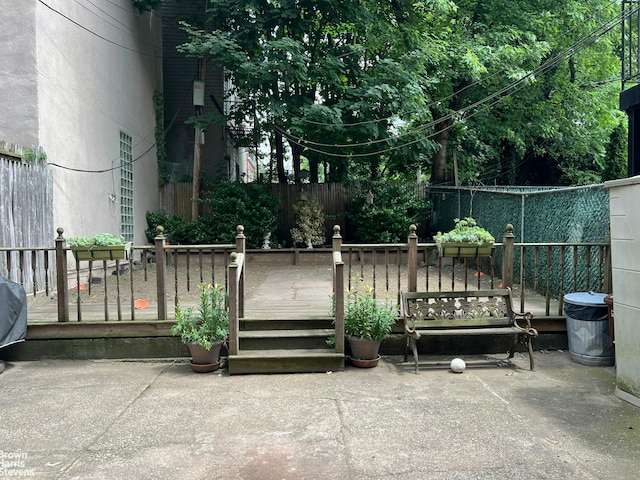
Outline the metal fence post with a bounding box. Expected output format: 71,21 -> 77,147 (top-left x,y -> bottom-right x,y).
155,226 -> 167,320
502,224 -> 515,289
55,228 -> 69,323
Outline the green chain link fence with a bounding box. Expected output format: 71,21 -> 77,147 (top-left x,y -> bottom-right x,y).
427,185 -> 610,298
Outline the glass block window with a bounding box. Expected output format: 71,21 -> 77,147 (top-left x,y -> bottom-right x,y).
119,131 -> 134,243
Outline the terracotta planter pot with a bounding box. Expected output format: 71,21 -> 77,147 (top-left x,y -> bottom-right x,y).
348,336 -> 381,361
187,341 -> 223,372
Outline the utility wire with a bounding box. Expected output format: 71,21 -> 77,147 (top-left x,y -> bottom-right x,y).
38,0 -> 160,58
72,0 -> 159,48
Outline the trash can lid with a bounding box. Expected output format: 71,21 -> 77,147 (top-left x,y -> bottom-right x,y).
563,292 -> 607,306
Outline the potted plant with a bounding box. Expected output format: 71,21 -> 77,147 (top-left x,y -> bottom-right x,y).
171,282 -> 229,373
290,196 -> 325,248
343,276 -> 398,367
434,217 -> 495,257
67,233 -> 131,261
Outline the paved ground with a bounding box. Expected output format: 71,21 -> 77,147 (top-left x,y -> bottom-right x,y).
1,351 -> 638,479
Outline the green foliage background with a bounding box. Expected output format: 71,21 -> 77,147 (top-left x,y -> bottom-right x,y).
347,184 -> 431,243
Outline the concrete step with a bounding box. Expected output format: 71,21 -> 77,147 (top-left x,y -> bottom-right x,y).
227,349 -> 344,375
239,328 -> 334,350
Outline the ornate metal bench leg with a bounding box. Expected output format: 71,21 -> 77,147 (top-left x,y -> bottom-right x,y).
412,338 -> 419,374
507,335 -> 516,360
404,335 -> 409,363
527,337 -> 535,371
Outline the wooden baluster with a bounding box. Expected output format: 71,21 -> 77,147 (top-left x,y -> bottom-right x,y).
115,259 -> 122,321
31,250 -> 37,296
103,260 -> 109,321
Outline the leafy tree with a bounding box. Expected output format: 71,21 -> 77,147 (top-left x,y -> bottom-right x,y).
425,0 -> 623,186
177,0 -> 448,184
602,121 -> 628,182
164,0 -> 623,187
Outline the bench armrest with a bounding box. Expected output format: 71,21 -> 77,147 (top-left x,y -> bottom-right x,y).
404,313 -> 422,339
513,311 -> 538,336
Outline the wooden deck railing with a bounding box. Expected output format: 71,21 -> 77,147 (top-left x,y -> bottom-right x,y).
332,223 -> 611,320
3,222 -> 610,325
44,226 -> 241,322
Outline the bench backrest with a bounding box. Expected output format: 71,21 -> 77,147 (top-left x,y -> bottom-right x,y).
402,289 -> 516,329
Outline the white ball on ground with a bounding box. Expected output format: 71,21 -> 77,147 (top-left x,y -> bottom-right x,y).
450,358 -> 466,373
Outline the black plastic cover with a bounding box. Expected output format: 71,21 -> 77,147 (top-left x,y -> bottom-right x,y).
0,275 -> 27,349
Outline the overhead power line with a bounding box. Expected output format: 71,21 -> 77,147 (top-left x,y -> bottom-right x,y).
38,0 -> 160,58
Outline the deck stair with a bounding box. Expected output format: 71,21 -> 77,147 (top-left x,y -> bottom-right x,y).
227,316 -> 344,375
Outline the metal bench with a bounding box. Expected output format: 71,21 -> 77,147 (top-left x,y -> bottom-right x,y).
401,288 -> 538,374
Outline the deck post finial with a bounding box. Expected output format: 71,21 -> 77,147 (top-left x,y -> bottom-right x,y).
332,225 -> 342,253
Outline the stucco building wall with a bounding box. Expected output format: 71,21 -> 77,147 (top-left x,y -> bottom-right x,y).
1,0 -> 161,246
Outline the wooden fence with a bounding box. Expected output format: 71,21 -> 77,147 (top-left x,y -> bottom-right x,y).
158,182 -> 428,244
0,154 -> 54,293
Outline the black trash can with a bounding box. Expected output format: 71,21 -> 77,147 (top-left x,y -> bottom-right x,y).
563,292 -> 614,366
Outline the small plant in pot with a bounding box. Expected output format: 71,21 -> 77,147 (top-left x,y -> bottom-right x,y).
171,282 -> 229,373
434,217 -> 495,257
343,276 -> 398,367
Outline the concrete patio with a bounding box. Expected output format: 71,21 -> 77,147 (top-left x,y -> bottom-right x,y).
0,351 -> 637,479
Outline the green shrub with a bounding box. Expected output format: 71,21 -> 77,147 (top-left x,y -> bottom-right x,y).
291,197 -> 326,247
346,183 -> 430,243
199,182 -> 280,249
145,211 -> 193,244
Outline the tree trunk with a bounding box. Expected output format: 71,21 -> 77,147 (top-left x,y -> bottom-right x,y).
289,141 -> 302,184
309,153 -> 319,183
431,117 -> 451,185
275,131 -> 287,184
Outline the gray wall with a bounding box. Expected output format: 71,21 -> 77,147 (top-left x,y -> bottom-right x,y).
0,0 -> 39,145
1,0 -> 162,247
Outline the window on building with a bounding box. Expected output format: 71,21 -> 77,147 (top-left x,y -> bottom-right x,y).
119,132 -> 134,243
